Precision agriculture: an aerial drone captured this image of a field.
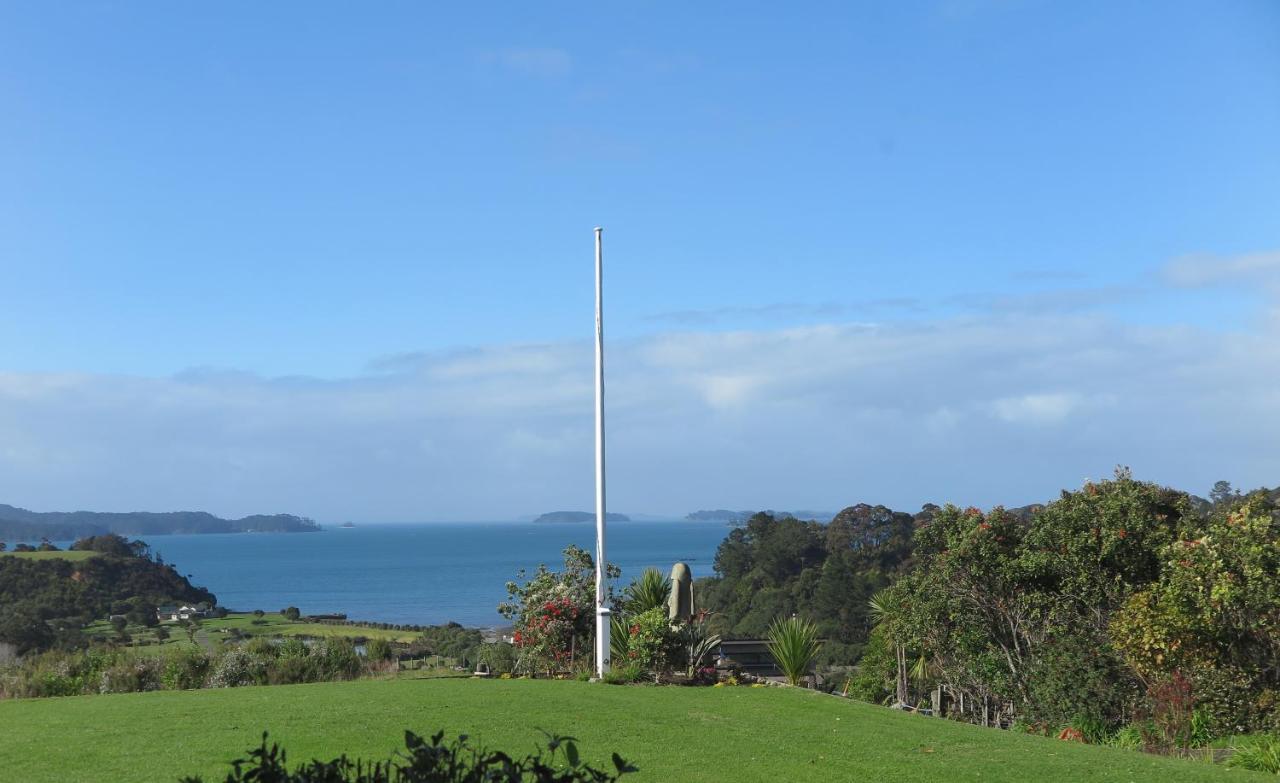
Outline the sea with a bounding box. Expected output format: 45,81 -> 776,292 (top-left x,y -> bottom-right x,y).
130,521 -> 729,629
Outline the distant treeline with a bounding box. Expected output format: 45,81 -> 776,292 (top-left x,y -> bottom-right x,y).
533,511 -> 629,524
685,509 -> 839,523
0,503 -> 320,540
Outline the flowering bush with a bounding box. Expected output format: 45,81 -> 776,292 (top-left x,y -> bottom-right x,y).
499,545 -> 617,674
515,596 -> 586,672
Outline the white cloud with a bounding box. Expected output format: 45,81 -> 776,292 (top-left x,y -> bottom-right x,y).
0,302 -> 1279,521
479,47 -> 572,78
989,393 -> 1081,425
1164,250 -> 1280,288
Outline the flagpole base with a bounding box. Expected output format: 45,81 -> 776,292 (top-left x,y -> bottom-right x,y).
595,606 -> 612,677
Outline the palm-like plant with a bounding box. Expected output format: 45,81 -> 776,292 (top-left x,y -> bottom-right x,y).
609,614 -> 632,664
869,588 -> 909,707
679,620 -> 722,676
622,568 -> 671,615
765,616 -> 822,687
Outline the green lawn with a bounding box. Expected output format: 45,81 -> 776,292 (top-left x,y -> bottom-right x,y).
0,678 -> 1262,782
200,612 -> 420,643
81,613 -> 421,655
0,549 -> 98,561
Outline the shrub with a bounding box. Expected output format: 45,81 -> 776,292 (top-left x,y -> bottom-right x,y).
602,664 -> 646,685
478,642 -> 516,675
623,608 -> 681,676
207,649 -> 264,688
313,639 -> 363,681
621,569 -> 670,614
766,616 -> 822,687
1068,714 -> 1111,745
246,637 -> 279,658
365,638 -> 394,662
282,606 -> 302,621
500,545 -> 615,674
1228,735 -> 1280,775
99,657 -> 162,694
180,729 -> 636,783
677,620 -> 721,677
1107,723 -> 1146,751
162,648 -> 211,691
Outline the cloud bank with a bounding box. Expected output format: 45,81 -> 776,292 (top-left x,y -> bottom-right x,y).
2,283 -> 1279,521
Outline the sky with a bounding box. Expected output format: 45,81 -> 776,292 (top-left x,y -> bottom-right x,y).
1,1 -> 1278,521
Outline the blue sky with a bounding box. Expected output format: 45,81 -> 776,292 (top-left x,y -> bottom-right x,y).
1,2 -> 1278,520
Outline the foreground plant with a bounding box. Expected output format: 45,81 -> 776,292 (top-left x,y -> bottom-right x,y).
181,729 -> 637,782
1228,735 -> 1280,775
621,569 -> 670,615
766,616 -> 822,687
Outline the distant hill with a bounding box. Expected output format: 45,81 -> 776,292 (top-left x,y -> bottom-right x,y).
0,504 -> 320,540
685,509 -> 838,523
532,511 -> 630,524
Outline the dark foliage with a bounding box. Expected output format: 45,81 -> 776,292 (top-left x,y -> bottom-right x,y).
696,506 -> 920,662
181,730 -> 636,783
0,538 -> 214,653
417,623 -> 485,667
867,469 -> 1280,740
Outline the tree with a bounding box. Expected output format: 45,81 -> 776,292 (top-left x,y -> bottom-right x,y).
282,606 -> 301,621
868,588 -> 909,707
1111,492 -> 1280,735
0,542 -> 7,552
879,469 -> 1196,727
70,534 -> 148,558
253,609 -> 266,618
1210,480 -> 1237,507
0,604 -> 54,654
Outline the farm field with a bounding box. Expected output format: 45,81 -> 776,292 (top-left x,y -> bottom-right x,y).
0,677 -> 1262,783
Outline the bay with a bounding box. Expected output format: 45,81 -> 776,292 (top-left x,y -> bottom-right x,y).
144,521 -> 729,628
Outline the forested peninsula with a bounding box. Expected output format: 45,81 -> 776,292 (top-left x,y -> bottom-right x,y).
0,504 -> 320,540
533,511 -> 630,524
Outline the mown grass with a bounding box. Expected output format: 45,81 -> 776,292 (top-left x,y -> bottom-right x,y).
81,613 -> 421,655
0,677 -> 1263,783
0,549 -> 98,561
200,613 -> 420,643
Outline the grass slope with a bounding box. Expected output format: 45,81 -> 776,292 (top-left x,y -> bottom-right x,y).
0,678 -> 1261,783
200,613 -> 420,643
0,550 -> 98,561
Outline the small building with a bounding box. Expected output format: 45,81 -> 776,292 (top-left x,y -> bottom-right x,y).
156,604 -> 207,622
716,639 -> 784,679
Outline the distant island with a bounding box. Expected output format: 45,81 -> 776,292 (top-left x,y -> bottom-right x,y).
339,521 -> 355,528
532,511 -> 630,524
0,503 -> 320,540
685,509 -> 838,522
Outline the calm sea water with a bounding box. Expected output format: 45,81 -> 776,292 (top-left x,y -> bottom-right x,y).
141,522 -> 728,628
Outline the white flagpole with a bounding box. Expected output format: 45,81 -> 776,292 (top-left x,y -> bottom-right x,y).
593,226 -> 611,677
